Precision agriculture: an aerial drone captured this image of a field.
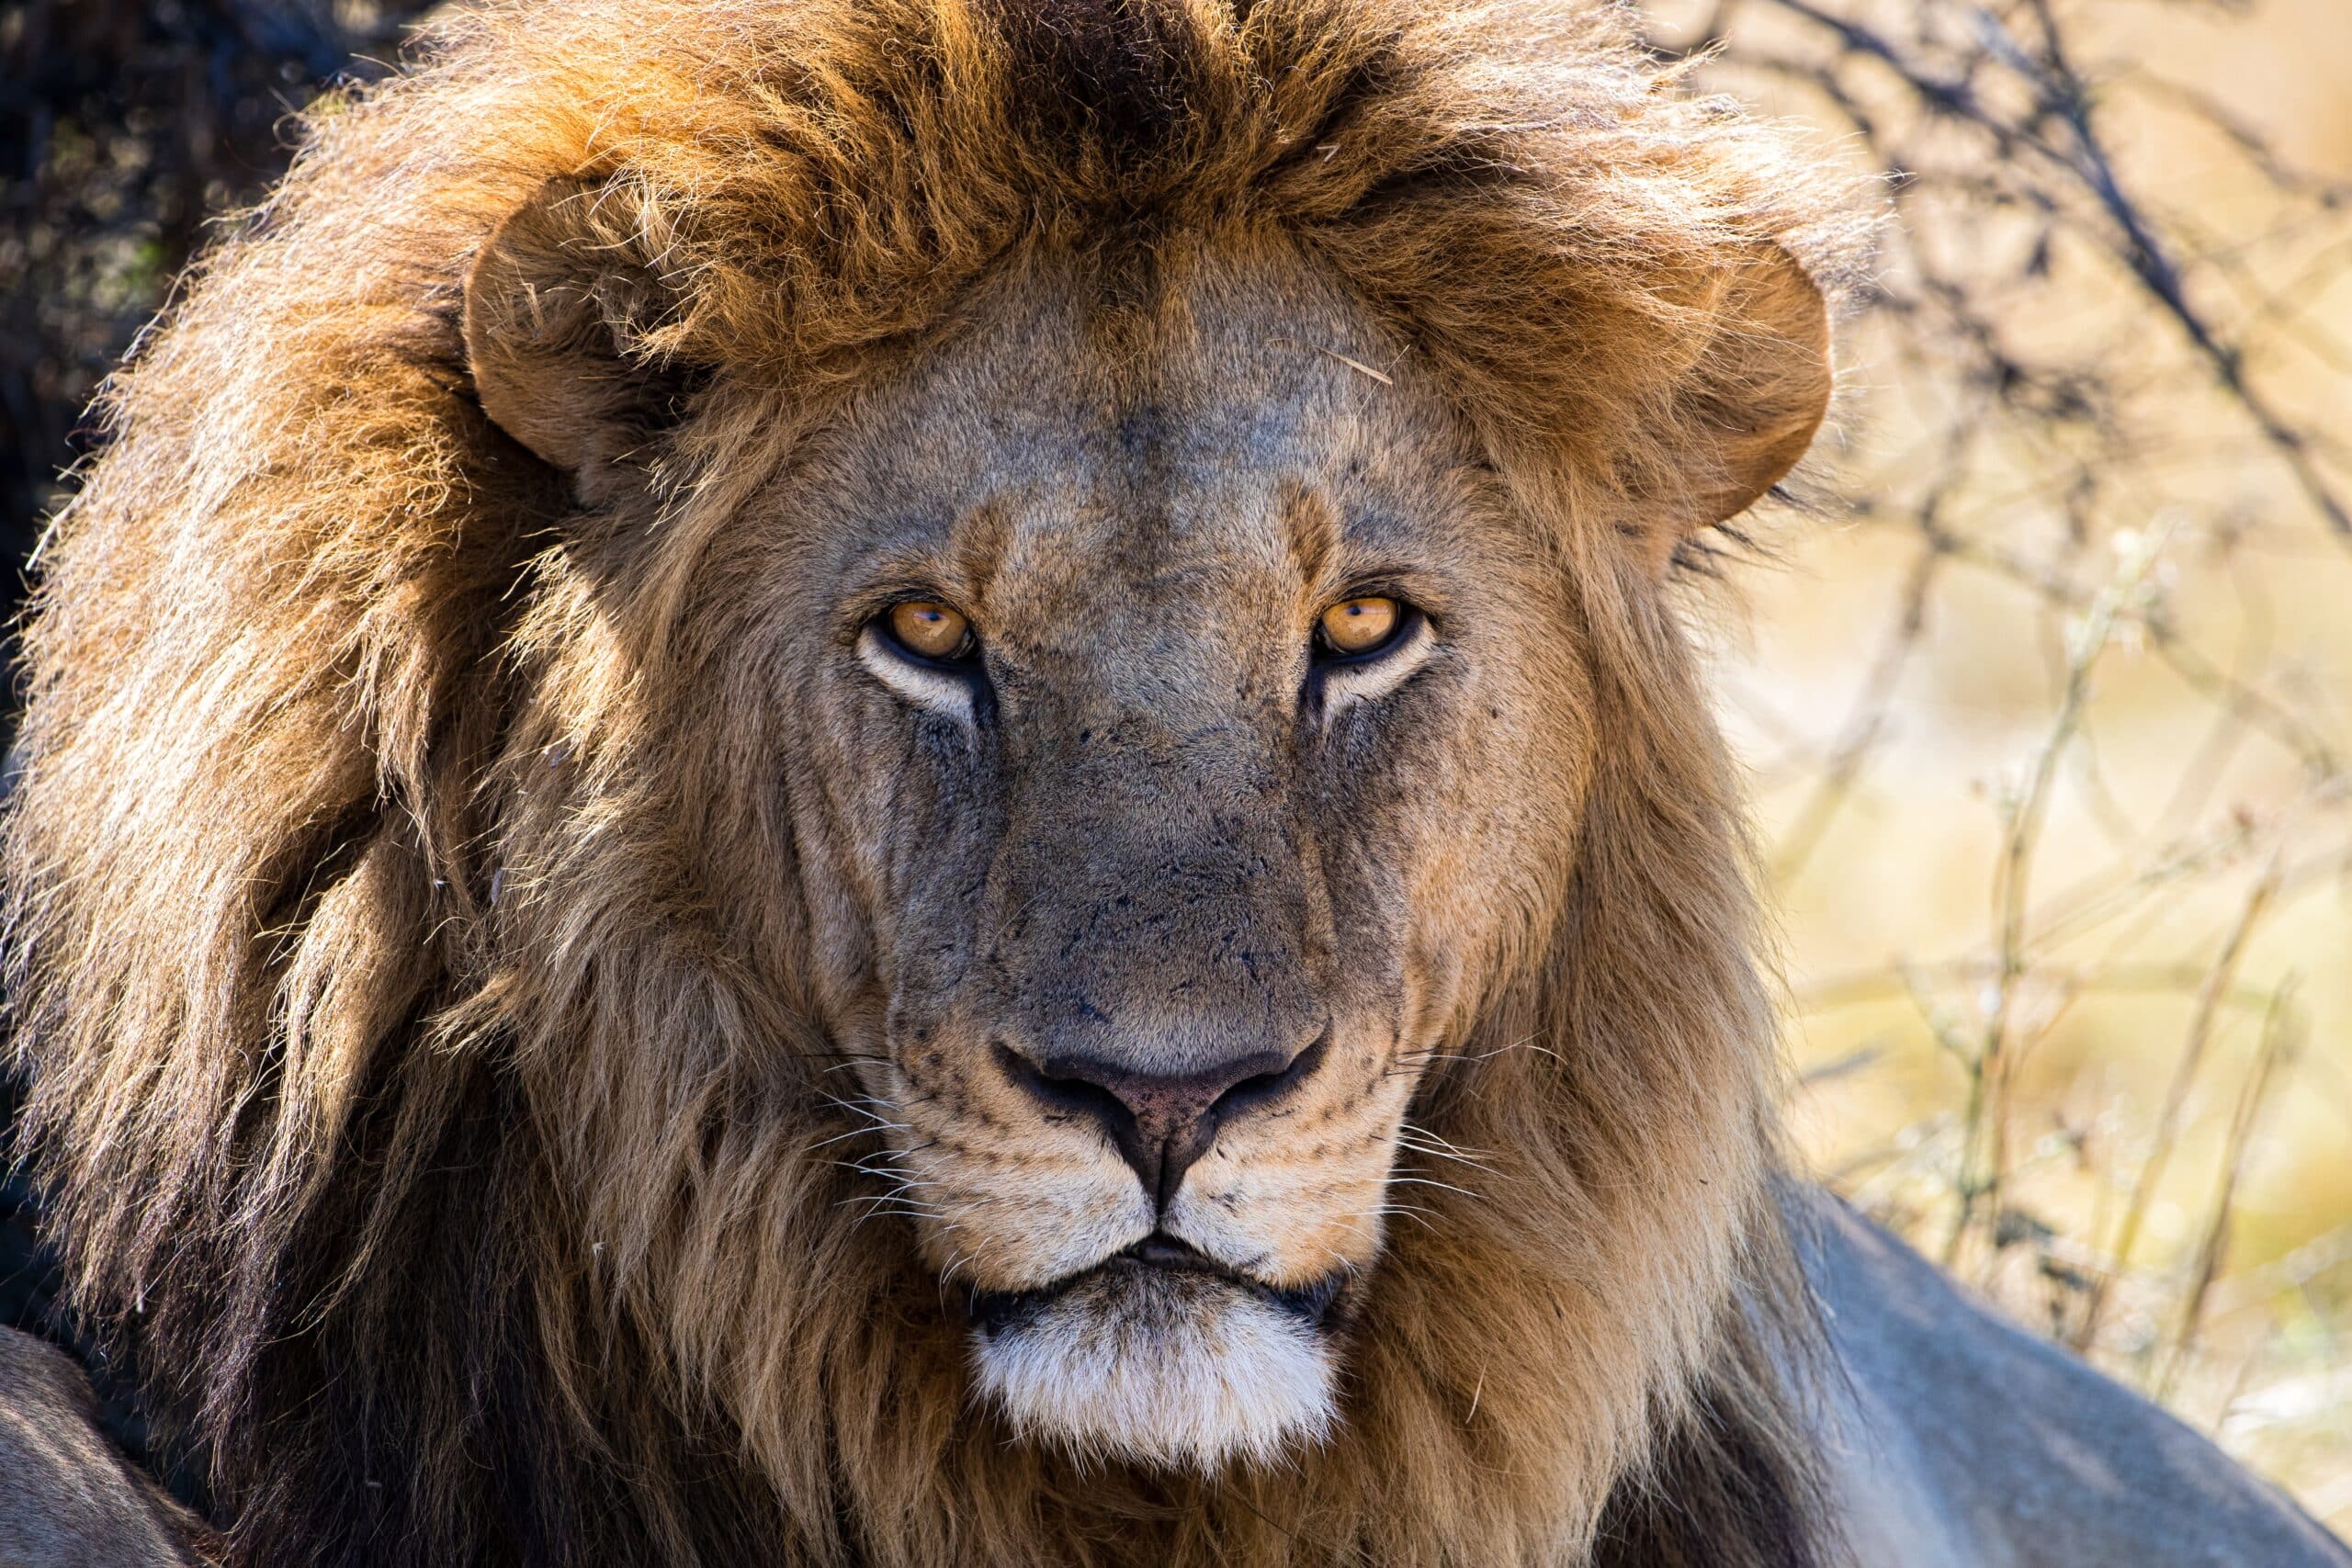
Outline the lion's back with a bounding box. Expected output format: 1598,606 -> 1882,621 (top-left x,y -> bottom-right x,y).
1797,1191 -> 2352,1568
0,1328 -> 200,1567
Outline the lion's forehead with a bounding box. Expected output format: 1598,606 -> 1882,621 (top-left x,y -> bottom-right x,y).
788,252 -> 1486,644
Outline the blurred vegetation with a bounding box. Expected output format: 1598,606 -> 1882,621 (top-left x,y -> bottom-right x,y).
1646,0 -> 2352,1531
2,0 -> 2347,1536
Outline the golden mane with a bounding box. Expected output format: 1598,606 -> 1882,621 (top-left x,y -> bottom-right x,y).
3,3 -> 1874,1564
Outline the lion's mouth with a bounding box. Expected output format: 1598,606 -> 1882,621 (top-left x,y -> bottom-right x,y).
965,1234 -> 1349,1337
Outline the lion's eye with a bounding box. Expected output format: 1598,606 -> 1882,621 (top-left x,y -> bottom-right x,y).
885,601 -> 976,662
1317,595 -> 1403,659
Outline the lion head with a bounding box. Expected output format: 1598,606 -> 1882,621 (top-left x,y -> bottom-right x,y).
3,2 -> 1871,1564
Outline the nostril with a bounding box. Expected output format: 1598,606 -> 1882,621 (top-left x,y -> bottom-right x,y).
993,1043 -> 1137,1138
1207,1029 -> 1328,1122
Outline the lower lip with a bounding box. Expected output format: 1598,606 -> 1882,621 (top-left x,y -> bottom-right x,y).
967,1257 -> 1347,1337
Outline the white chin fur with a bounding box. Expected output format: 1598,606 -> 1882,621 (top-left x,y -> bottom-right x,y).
971,1268 -> 1337,1472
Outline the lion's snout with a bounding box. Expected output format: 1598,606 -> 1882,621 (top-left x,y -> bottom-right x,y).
901,815 -> 1388,1472
869,688 -> 1404,1456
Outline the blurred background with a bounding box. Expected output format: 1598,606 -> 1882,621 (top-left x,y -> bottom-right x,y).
1653,0 -> 2352,1530
4,0 -> 2349,1532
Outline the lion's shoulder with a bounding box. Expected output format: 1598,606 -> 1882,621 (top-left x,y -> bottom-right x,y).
0,1328 -> 201,1567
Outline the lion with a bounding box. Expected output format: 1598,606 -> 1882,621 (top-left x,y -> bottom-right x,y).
1,1 -> 2346,1565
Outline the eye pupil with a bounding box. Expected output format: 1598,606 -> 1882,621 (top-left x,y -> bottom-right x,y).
887,600 -> 974,661
1318,595 -> 1401,657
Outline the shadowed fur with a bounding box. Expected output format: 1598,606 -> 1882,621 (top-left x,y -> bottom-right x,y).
2,2 -> 1874,1565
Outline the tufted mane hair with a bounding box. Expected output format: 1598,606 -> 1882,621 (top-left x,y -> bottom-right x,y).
3,2 -> 1874,1564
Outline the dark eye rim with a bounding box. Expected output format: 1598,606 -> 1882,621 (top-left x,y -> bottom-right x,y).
874,601 -> 981,669
1312,597 -> 1423,667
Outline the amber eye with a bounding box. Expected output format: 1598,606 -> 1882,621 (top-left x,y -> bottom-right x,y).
885,600 -> 976,662
1317,595 -> 1403,658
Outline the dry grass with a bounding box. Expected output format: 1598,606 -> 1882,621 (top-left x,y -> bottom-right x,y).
1645,0 -> 2352,1531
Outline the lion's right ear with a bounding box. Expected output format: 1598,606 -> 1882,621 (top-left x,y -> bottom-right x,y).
1617,243 -> 1835,576
463,182 -> 693,499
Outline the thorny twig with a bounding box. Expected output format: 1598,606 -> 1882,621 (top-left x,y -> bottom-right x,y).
2156,978 -> 2301,1404
2072,859 -> 2279,1348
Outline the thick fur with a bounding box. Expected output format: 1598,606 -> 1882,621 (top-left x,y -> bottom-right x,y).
2,3 -> 1872,1566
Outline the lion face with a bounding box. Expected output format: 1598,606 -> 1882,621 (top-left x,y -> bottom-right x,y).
718,248 -> 1591,1467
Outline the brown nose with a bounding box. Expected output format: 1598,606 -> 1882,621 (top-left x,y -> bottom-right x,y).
995,1033 -> 1328,1209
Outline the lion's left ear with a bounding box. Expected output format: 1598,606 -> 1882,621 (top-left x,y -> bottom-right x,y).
1623,244 -> 1832,574
463,180 -> 696,503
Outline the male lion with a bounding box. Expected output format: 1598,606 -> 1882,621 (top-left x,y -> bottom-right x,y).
1,2 -> 2346,1566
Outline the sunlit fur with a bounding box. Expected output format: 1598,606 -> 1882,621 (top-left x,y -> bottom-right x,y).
2,2 -> 1874,1565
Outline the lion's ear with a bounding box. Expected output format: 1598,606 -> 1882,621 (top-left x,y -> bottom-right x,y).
463,182 -> 695,500
1625,244 -> 1833,573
